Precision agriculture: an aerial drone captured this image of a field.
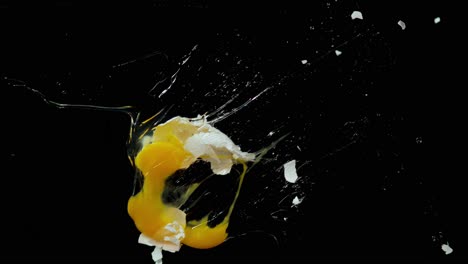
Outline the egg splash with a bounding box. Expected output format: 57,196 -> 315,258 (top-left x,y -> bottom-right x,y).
11,78 -> 285,264
126,114 -> 258,261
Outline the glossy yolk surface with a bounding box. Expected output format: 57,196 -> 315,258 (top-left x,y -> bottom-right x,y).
127,141 -> 189,242
127,123 -> 247,249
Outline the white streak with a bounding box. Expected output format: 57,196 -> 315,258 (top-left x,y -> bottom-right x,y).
283,160 -> 298,183
351,11 -> 363,20
209,86 -> 273,124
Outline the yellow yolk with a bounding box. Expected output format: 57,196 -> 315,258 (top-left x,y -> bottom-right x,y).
183,162 -> 247,249
127,141 -> 190,242
128,117 -> 251,250
183,218 -> 229,249
127,134 -> 233,249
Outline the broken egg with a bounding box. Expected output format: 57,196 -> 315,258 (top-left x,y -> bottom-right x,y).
127,115 -> 256,261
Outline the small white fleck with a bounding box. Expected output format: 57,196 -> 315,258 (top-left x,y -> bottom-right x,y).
301,59 -> 308,64
335,50 -> 342,56
441,243 -> 453,255
434,17 -> 441,24
351,11 -> 363,20
268,131 -> 274,136
296,146 -> 302,151
292,196 -> 303,205
283,160 -> 299,183
398,20 -> 406,30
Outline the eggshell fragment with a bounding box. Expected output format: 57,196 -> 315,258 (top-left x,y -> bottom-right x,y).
292,196 -> 302,205
351,11 -> 363,20
283,160 -> 298,183
441,243 -> 453,255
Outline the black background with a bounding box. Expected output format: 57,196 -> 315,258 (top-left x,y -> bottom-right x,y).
1,1 -> 465,263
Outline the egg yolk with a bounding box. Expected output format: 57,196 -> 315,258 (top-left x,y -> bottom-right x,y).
127,141 -> 189,244
127,119 -> 249,250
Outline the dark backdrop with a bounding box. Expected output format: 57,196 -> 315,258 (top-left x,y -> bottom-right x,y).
1,1 -> 465,263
